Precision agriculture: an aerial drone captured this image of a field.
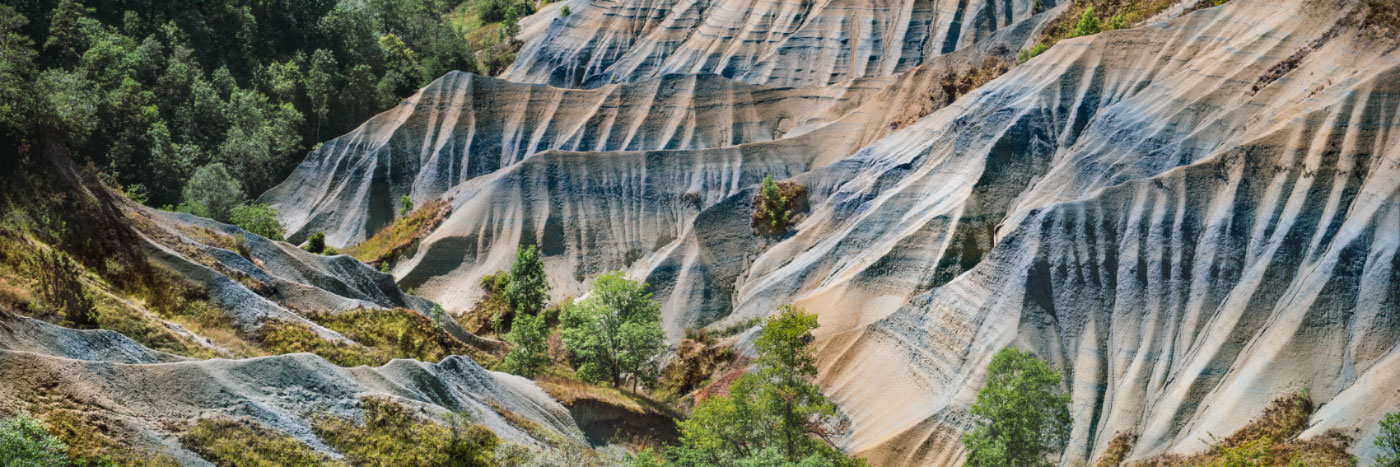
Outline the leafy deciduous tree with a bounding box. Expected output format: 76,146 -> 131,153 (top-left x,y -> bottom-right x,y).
505,245 -> 550,317
502,310 -> 551,378
559,272 -> 665,389
181,162 -> 245,222
962,346 -> 1071,467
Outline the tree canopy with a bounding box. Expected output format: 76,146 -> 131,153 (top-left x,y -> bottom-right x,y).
962,346 -> 1071,467
669,305 -> 863,466
0,0 -> 527,208
558,272 -> 666,389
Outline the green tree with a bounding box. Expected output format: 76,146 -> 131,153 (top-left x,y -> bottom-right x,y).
0,6 -> 37,131
1073,7 -> 1101,37
230,203 -> 286,241
502,310 -> 551,377
962,346 -> 1071,467
753,304 -> 832,461
0,414 -> 70,467
559,272 -> 665,389
560,5 -> 571,17
306,49 -> 337,141
1377,412 -> 1400,467
181,162 -> 245,222
671,305 -> 861,466
505,245 -> 550,317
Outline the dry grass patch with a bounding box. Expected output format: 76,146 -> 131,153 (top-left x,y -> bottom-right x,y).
534,372 -> 680,419
1096,432 -> 1137,466
343,199 -> 449,268
1133,391 -> 1356,466
182,418 -> 338,467
654,328 -> 738,404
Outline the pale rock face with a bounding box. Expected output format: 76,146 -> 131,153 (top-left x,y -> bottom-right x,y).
256,0 -> 1400,464
504,0 -> 1044,87
262,71 -> 898,246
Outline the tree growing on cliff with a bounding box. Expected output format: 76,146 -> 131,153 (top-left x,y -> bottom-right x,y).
558,272 -> 665,389
962,346 -> 1071,467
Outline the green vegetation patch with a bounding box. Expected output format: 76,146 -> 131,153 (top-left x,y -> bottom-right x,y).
752,175 -> 805,236
308,306 -> 479,364
343,199 -> 449,267
256,319 -> 383,367
259,307 -> 490,367
1019,0 -> 1182,63
181,418 -> 337,467
313,396 -> 498,466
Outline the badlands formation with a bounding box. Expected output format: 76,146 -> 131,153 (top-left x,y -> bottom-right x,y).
3,0 -> 1396,464
268,0 -> 1400,463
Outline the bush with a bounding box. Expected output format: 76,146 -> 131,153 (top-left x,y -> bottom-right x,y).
0,414 -> 70,467
398,195 -> 414,217
229,203 -> 285,241
30,248 -> 97,328
1375,412 -> 1400,466
182,163 -> 245,222
752,175 -> 804,235
172,199 -> 209,218
314,397 -> 498,466
304,231 -> 326,254
560,5 -> 571,17
1073,6 -> 1101,37
962,347 -> 1071,467
181,418 -> 332,467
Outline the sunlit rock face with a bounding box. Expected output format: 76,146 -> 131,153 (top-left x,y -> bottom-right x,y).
260,0 -> 1400,464
504,0 -> 1042,88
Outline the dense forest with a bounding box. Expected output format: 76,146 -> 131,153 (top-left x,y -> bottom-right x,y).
0,0 -> 532,208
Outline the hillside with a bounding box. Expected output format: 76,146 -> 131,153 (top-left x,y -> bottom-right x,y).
4,0 -> 1400,465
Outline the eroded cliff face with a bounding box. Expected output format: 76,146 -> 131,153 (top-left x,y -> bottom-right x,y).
259,0 -> 1400,464
504,0 -> 1043,87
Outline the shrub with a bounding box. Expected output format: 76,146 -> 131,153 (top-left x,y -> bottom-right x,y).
0,414 -> 70,467
1377,412 -> 1400,466
181,418 -> 333,467
752,175 -> 804,235
313,397 -> 498,467
559,272 -> 666,390
30,248 -> 96,328
502,311 -> 551,377
560,5 -> 571,17
304,232 -> 326,254
398,195 -> 414,217
1073,6 -> 1101,37
961,346 -> 1071,467
181,163 -> 245,222
229,203 -> 285,241
172,199 -> 209,218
